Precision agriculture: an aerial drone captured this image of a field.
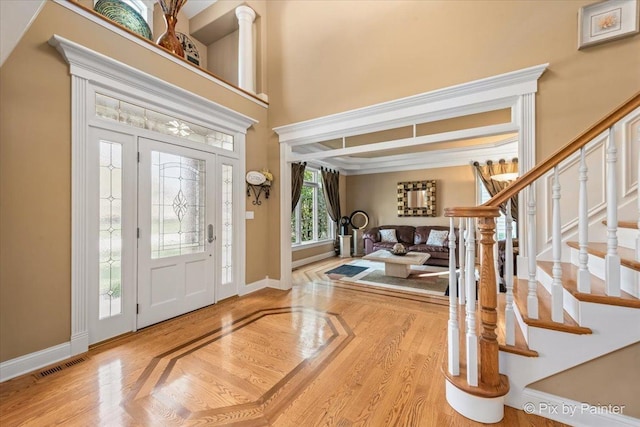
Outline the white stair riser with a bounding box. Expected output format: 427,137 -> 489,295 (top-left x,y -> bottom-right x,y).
536,265 -> 583,325
569,248 -> 638,294
512,300 -> 530,345
500,303 -> 640,412
616,226 -> 637,250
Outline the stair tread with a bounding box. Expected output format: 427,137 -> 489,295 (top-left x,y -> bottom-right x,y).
456,297 -> 538,359
602,219 -> 638,230
442,362 -> 510,398
497,293 -> 538,357
538,261 -> 640,308
513,278 -> 592,334
567,241 -> 639,271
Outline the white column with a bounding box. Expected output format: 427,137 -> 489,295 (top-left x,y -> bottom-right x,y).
235,5 -> 256,93
577,147 -> 591,293
606,129 -> 621,296
551,167 -> 564,323
71,75 -> 90,355
448,218 -> 460,376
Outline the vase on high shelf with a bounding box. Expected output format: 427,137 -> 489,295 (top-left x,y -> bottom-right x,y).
156,0 -> 188,57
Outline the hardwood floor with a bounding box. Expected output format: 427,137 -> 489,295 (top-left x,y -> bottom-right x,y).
0,257 -> 566,426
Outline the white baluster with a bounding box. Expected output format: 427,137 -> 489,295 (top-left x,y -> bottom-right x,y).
494,226 -> 500,293
505,200 -> 515,346
636,147 -> 639,262
606,130 -> 621,296
458,218 -> 466,305
447,218 -> 459,376
465,218 -> 478,387
527,184 -> 539,319
577,147 -> 591,293
551,167 -> 564,323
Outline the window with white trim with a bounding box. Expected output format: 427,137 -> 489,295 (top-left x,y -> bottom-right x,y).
291,167 -> 334,246
477,178 -> 517,240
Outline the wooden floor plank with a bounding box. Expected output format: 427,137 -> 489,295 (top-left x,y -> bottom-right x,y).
0,258 -> 567,427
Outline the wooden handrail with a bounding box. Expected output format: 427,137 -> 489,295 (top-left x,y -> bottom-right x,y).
486,91 -> 640,208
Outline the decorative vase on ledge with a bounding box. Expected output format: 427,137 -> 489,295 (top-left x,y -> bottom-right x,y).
156,0 -> 188,57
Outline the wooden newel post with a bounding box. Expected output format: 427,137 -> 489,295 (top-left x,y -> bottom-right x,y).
477,216 -> 500,387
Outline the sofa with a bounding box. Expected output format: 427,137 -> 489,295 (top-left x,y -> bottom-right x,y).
363,225 -> 459,267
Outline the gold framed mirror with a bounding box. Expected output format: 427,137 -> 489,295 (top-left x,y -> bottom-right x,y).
397,180 -> 436,217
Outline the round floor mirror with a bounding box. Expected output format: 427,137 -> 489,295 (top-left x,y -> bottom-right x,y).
349,210 -> 369,230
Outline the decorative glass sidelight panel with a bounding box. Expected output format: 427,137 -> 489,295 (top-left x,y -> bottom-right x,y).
99,141 -> 123,319
95,93 -> 234,151
151,151 -> 206,259
221,164 -> 233,284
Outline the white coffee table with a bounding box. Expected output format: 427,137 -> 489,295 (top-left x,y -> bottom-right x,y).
363,250 -> 431,278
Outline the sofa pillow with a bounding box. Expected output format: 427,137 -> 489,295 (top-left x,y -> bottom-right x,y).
426,229 -> 448,247
379,229 -> 398,243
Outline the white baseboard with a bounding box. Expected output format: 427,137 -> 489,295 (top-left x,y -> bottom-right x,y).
0,341 -> 72,383
239,277 -> 269,296
522,388 -> 639,427
266,277 -> 282,289
292,251 -> 336,269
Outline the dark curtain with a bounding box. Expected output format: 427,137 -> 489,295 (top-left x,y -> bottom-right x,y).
320,167 -> 341,245
473,158 -> 518,221
291,162 -> 307,213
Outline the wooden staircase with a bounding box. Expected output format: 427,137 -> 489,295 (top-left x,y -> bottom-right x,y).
442,92 -> 640,425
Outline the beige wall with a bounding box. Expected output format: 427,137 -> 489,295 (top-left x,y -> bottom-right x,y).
266,0 -> 640,161
0,1 -> 269,362
207,30 -> 239,85
346,166 -> 476,228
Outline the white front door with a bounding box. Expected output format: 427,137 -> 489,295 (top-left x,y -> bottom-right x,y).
137,138 -> 216,328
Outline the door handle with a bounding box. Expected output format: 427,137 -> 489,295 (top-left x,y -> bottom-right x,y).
208,224 -> 215,243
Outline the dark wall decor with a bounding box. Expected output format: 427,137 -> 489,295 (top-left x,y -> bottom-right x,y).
397,180 -> 436,217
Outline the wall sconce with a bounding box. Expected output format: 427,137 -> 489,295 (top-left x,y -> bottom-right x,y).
246,170 -> 272,205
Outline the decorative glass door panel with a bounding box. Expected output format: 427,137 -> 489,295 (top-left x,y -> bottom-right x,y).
99,141 -> 123,319
138,138 -> 216,329
221,163 -> 233,285
151,152 -> 206,259
216,158 -> 238,301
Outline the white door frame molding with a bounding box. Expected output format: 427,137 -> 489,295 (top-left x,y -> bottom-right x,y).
49,34 -> 257,357
274,64 -> 548,289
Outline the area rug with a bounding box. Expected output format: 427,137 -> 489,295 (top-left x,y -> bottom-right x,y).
325,264 -> 369,279
353,269 -> 451,296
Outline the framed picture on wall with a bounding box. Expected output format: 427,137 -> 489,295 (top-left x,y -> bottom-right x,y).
578,0 -> 640,49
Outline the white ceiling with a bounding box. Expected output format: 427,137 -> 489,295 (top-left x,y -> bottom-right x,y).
0,0 -> 46,67
293,134 -> 519,176
181,0 -> 218,19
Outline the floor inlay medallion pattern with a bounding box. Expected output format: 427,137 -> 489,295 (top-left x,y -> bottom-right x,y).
124,307 -> 354,425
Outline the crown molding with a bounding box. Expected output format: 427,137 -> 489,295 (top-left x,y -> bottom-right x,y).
274,64 -> 547,146
49,34 -> 257,133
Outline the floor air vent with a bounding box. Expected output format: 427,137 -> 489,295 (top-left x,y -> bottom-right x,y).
35,356 -> 88,379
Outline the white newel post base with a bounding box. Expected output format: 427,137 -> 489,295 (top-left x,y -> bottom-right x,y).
445,381 -> 505,423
